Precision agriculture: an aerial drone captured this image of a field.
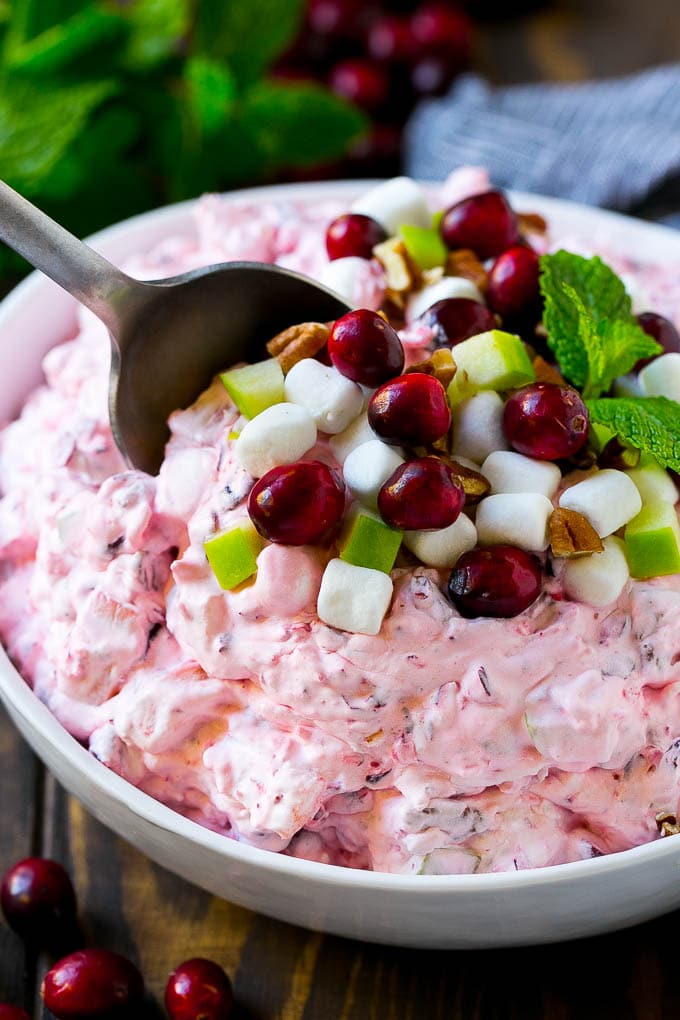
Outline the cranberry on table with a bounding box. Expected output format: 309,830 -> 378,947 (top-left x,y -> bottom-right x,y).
367,15 -> 415,63
378,457 -> 465,530
440,191 -> 520,260
1,857 -> 76,946
410,3 -> 472,68
329,58 -> 389,111
307,0 -> 364,38
165,958 -> 234,1020
0,1006 -> 30,1020
487,246 -> 541,318
368,373 -> 451,446
448,545 -> 542,618
42,949 -> 144,1018
503,382 -> 589,461
419,297 -> 496,347
248,461 -> 345,546
636,311 -> 680,369
328,308 -> 404,386
326,213 -> 387,261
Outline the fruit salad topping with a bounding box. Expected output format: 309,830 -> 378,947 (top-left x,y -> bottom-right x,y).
204,177 -> 680,634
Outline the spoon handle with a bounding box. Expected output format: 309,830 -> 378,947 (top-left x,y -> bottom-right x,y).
0,179 -> 141,333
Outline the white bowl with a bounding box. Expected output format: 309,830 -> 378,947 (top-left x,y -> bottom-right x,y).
2,182 -> 680,949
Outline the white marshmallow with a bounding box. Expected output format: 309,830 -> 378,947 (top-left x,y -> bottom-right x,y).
408,276 -> 484,322
482,450 -> 561,498
318,256 -> 366,308
343,440 -> 404,510
559,469 -> 642,537
639,353 -> 680,403
452,390 -> 509,464
404,513 -> 477,568
612,373 -> 643,398
284,358 -> 363,435
350,176 -> 430,234
627,463 -> 678,505
476,493 -> 553,551
235,403 -> 316,478
562,536 -> 630,607
317,558 -> 393,635
328,412 -> 376,464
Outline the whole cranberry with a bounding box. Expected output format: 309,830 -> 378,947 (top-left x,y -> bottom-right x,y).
378,457 -> 464,530
502,382 -> 589,461
328,309 -> 404,385
42,949 -> 144,1018
440,191 -> 520,260
248,461 -> 345,546
411,3 -> 472,69
326,213 -> 387,261
448,545 -> 542,618
368,373 -> 451,446
0,1006 -> 30,1020
1,857 -> 76,947
635,311 -> 680,370
165,958 -> 234,1020
329,59 -> 389,111
419,297 -> 496,347
367,15 -> 415,63
307,0 -> 364,38
487,246 -> 541,318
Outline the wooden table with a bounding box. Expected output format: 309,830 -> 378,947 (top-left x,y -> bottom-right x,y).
2,1 -> 680,1015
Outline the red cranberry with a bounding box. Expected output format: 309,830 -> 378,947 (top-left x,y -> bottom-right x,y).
326,213 -> 387,261
42,949 -> 144,1018
411,4 -> 472,68
378,457 -> 464,530
636,311 -> 680,370
0,1007 -> 30,1020
368,373 -> 451,446
448,545 -> 542,618
347,122 -> 402,176
329,59 -> 389,111
440,191 -> 520,260
328,309 -> 404,385
248,461 -> 345,546
367,15 -> 415,63
419,297 -> 496,347
487,246 -> 540,317
308,0 -> 364,38
503,382 -> 589,461
1,857 -> 76,947
165,958 -> 234,1020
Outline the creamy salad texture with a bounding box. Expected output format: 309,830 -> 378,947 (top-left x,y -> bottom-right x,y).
2,170 -> 680,875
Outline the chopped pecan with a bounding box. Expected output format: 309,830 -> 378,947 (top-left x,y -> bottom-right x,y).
429,454 -> 490,504
373,237 -> 416,307
532,355 -> 565,386
656,811 -> 680,837
518,211 -> 548,237
548,507 -> 604,558
406,347 -> 457,388
266,321 -> 330,373
445,249 -> 487,292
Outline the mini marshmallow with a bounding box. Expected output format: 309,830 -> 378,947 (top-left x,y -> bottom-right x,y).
235,403 -> 316,478
404,513 -> 477,568
639,353 -> 680,403
559,469 -> 642,537
343,440 -> 404,510
452,390 -> 509,464
627,463 -> 678,505
482,450 -> 561,498
476,493 -> 553,551
562,536 -> 630,607
408,276 -> 484,322
319,256 -> 367,307
350,176 -> 430,234
317,558 -> 393,635
328,412 -> 376,464
284,358 -> 363,435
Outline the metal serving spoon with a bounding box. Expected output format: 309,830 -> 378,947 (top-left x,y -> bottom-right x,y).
0,181 -> 351,475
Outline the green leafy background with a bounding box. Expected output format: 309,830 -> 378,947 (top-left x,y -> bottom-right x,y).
0,0 -> 368,277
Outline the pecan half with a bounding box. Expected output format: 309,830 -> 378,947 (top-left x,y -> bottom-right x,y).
445,249 -> 487,292
656,811 -> 680,837
406,347 -> 457,388
548,507 -> 604,558
266,321 -> 330,373
518,211 -> 548,237
373,237 -> 415,307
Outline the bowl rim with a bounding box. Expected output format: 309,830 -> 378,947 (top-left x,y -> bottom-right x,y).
2,178 -> 680,894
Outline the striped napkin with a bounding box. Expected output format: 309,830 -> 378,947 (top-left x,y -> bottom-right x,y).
404,65 -> 680,228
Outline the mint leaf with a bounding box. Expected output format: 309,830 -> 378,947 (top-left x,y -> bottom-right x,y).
185,56 -> 237,136
195,0 -> 305,84
587,397 -> 680,472
4,7 -> 126,76
122,0 -> 191,70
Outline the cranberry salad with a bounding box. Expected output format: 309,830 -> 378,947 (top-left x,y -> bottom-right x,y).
3,170 -> 680,875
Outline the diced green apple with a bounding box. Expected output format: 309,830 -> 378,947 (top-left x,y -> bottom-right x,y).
446,329 -> 535,405
339,510 -> 402,574
204,521 -> 263,590
220,358 -> 284,419
399,224 -> 447,270
624,502 -> 680,578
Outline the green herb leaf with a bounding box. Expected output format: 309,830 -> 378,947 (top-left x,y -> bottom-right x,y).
185,55 -> 237,136
122,0 -> 191,70
195,0 -> 305,84
586,397 -> 680,472
4,6 -> 126,76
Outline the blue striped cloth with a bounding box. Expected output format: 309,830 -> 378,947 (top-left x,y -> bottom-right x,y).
404,65 -> 680,228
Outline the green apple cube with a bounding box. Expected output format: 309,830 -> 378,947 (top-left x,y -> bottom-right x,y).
447,329 -> 535,405
339,512 -> 402,574
220,358 -> 284,419
431,209 -> 445,231
399,224 -> 447,271
204,522 -> 263,590
624,502 -> 680,578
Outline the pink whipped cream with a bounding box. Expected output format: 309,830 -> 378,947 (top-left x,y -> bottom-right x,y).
2,170 -> 680,875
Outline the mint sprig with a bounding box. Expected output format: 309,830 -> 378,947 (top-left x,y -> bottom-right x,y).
587,397 -> 680,473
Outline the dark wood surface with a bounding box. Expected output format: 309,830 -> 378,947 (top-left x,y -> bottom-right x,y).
2,1 -> 680,1016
